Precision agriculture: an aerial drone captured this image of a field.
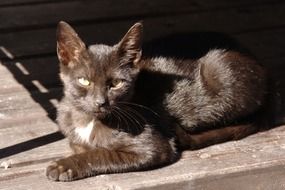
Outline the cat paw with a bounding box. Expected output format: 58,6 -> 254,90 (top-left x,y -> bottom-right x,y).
46,160 -> 77,182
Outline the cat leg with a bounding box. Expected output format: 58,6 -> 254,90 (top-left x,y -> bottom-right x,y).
46,146 -> 175,181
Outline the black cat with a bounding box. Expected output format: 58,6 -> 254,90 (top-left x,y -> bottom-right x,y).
46,21 -> 268,181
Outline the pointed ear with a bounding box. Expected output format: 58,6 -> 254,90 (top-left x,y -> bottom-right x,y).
56,21 -> 88,67
117,22 -> 143,66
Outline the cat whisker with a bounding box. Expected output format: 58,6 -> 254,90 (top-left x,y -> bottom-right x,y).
116,107 -> 141,133
113,106 -> 144,133
119,104 -> 147,125
121,108 -> 145,133
112,106 -> 132,133
117,101 -> 159,117
110,107 -> 123,130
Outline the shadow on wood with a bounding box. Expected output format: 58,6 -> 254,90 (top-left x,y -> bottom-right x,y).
0,131 -> 64,159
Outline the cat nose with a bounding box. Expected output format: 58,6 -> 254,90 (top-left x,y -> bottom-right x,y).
95,98 -> 106,107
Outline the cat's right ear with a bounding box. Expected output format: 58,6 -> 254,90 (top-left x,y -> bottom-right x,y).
56,21 -> 88,68
117,22 -> 143,66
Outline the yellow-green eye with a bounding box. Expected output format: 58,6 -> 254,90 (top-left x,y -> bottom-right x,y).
111,79 -> 124,89
78,77 -> 90,86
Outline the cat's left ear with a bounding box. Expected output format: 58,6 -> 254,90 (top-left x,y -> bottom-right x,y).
117,22 -> 143,66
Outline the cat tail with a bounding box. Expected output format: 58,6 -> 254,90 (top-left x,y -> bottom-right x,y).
176,122 -> 258,150
176,105 -> 272,150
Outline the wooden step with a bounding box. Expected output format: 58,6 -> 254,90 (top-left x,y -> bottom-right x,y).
0,126 -> 284,189
1,2 -> 285,59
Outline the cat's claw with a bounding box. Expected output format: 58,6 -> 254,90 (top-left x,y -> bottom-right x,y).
46,161 -> 76,182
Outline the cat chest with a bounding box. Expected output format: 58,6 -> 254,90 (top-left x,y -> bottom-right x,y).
74,120 -> 117,146
75,120 -> 95,144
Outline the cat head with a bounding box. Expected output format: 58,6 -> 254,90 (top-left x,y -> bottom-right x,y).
57,21 -> 143,119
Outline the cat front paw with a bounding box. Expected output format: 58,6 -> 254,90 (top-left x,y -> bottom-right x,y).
46,160 -> 78,182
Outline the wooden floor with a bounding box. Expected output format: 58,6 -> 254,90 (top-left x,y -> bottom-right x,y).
0,0 -> 285,189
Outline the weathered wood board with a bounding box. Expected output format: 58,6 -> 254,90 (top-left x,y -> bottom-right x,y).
1,125 -> 285,190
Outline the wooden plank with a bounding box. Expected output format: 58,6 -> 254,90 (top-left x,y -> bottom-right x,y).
0,109 -> 55,130
188,165 -> 285,190
192,0 -> 283,8
234,28 -> 285,61
0,61 -> 61,106
0,138 -> 69,171
0,0 -> 279,8
0,62 -> 60,148
0,0 -> 282,32
0,85 -> 60,115
0,125 -> 284,189
0,119 -> 58,148
0,0 -> 233,31
0,57 -> 60,91
0,0 -> 77,7
1,2 -> 285,59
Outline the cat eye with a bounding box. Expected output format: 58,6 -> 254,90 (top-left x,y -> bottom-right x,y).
78,77 -> 90,86
110,79 -> 124,89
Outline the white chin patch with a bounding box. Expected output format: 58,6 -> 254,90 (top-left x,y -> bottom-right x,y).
75,119 -> 94,143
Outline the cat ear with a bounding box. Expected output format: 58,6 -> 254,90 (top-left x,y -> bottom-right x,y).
56,21 -> 88,67
117,22 -> 143,66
